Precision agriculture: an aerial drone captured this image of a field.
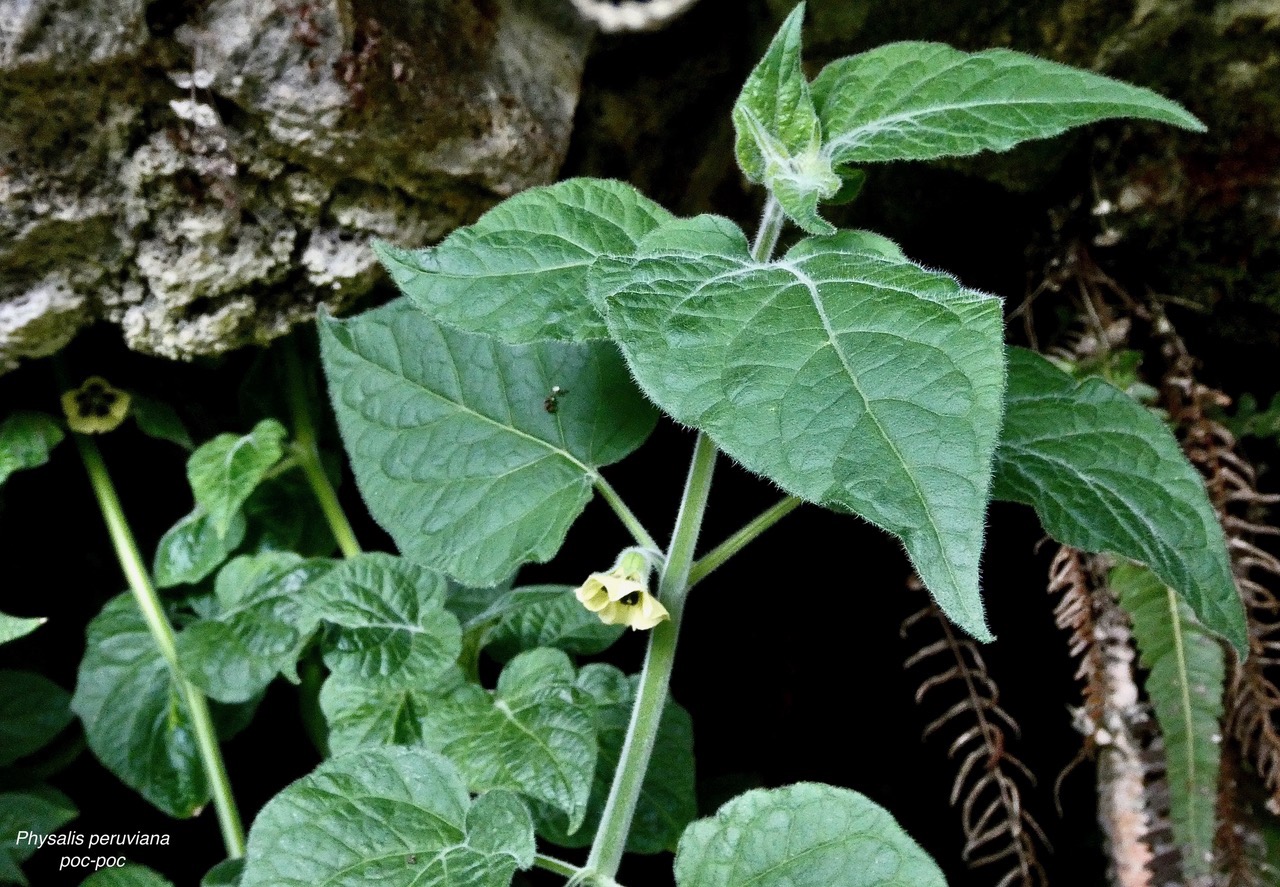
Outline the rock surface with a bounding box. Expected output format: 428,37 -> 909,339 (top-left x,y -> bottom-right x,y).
0,0 -> 588,371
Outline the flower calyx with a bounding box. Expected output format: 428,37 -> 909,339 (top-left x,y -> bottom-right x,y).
61,376 -> 131,434
574,547 -> 669,631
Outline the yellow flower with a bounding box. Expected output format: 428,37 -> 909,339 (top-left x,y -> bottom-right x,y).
61,377 -> 131,434
574,549 -> 669,631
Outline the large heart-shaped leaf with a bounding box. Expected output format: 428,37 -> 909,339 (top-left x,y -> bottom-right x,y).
420,649 -> 597,833
376,178 -> 673,344
675,783 -> 946,887
71,596 -> 209,817
240,748 -> 534,887
175,553 -> 335,703
597,217 -> 1005,639
994,347 -> 1246,651
812,42 -> 1204,166
319,298 -> 658,587
535,663 -> 695,855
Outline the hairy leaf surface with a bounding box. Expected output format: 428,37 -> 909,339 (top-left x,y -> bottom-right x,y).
536,664 -> 695,854
0,412 -> 63,487
597,218 -> 1005,639
240,748 -> 534,887
1111,562 -> 1224,878
376,179 -> 673,343
306,553 -> 462,688
186,420 -> 288,538
319,299 -> 657,586
176,553 -> 334,703
0,671 -> 72,766
153,508 -> 246,588
675,783 -> 946,887
421,649 -> 596,833
732,4 -> 839,234
812,42 -> 1204,166
994,347 -> 1246,651
71,596 -> 209,817
320,676 -> 442,755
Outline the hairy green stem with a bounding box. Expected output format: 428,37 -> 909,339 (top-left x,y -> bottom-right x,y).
73,434 -> 246,858
752,194 -> 786,262
688,495 -> 802,587
586,433 -> 717,877
534,853 -> 624,886
282,342 -> 362,558
593,473 -> 659,552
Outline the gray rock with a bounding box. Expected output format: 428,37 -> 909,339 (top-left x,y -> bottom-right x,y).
0,0 -> 589,371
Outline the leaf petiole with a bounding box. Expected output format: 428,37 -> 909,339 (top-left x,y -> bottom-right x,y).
72,433 -> 246,858
688,495 -> 802,587
593,473 -> 660,552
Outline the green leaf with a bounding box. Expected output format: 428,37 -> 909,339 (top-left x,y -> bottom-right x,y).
1110,562 -> 1224,878
675,783 -> 946,887
994,347 -> 1246,651
80,866 -> 175,887
421,649 -> 596,833
0,786 -> 77,886
732,4 -> 839,234
242,469 -> 337,558
201,860 -> 243,887
307,553 -> 462,687
536,664 -> 695,855
597,218 -> 1005,640
0,671 -> 72,767
175,553 -> 335,703
187,420 -> 289,538
70,595 -> 209,817
130,396 -> 193,450
240,747 -> 534,887
812,42 -> 1204,167
0,614 -> 45,647
376,178 -> 674,344
319,298 -> 658,587
483,586 -> 625,661
319,676 -> 439,755
153,508 -> 246,588
0,412 -> 63,487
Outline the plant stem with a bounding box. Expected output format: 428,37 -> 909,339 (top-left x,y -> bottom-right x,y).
282,341 -> 362,558
586,433 -> 717,878
688,495 -> 801,587
751,194 -> 786,262
72,434 -> 246,858
593,473 -> 659,552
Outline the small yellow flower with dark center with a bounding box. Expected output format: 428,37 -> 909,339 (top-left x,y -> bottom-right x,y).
61,377 -> 131,434
574,548 -> 669,631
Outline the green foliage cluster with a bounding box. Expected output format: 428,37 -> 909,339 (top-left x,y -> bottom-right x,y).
0,5 -> 1249,886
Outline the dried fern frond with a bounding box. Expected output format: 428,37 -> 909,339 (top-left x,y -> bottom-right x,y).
902,581 -> 1050,887
1050,549 -> 1159,887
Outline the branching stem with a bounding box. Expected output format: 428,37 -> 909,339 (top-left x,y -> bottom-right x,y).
688,496 -> 801,587
73,434 -> 246,859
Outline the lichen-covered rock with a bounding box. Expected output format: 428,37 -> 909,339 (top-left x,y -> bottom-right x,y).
0,0 -> 588,371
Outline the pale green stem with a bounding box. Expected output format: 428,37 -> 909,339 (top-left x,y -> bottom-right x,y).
593,473 -> 659,552
282,343 -> 362,559
581,193 -> 787,881
688,495 -> 802,587
751,194 -> 786,262
585,433 -> 717,878
534,853 -> 624,887
73,434 -> 246,859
